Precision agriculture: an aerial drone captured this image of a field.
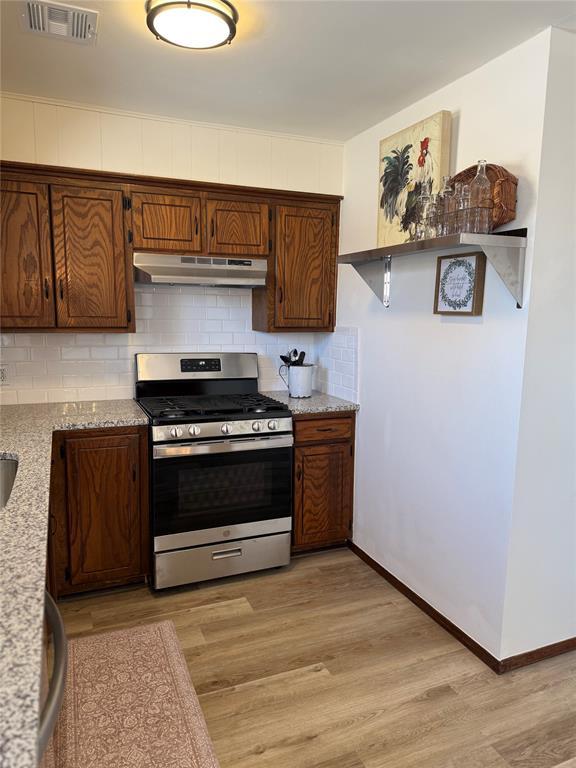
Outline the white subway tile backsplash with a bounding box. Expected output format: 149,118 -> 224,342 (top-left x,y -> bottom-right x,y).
200,320 -> 223,333
90,347 -> 119,360
105,385 -> 133,399
1,347 -> 30,362
335,361 -> 353,375
209,333 -> 234,345
315,327 -> 359,402
16,361 -> 45,377
46,334 -> 76,346
76,387 -> 107,401
34,376 -> 62,388
62,375 -> 94,388
0,286 -> 358,405
31,347 -> 61,361
10,334 -> 46,347
18,389 -> 48,403
206,307 -> 230,320
48,388 -> 78,403
77,334 -> 106,345
60,347 -> 89,362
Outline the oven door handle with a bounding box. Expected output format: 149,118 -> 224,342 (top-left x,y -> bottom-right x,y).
153,434 -> 294,459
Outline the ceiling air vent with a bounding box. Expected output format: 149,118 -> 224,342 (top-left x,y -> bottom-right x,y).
21,1 -> 98,44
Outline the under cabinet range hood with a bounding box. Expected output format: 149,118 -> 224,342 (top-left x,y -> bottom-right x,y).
133,253 -> 267,288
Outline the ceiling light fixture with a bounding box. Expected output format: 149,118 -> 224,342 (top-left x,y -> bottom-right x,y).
146,0 -> 238,49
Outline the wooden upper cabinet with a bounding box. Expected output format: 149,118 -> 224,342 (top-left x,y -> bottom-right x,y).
294,442 -> 352,548
50,185 -> 129,329
0,161 -> 342,334
0,180 -> 55,328
206,199 -> 270,256
65,432 -> 143,586
131,191 -> 202,252
275,205 -> 335,329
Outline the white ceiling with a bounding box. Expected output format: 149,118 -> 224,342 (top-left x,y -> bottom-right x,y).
1,0 -> 575,140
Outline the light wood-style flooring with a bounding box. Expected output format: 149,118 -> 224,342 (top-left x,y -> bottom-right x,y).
58,549 -> 576,768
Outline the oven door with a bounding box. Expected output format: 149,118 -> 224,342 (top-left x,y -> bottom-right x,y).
152,435 -> 293,551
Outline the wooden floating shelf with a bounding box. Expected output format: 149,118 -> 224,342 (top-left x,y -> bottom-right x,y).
338,232 -> 528,307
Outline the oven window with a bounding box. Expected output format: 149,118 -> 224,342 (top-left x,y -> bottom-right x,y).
153,446 -> 292,535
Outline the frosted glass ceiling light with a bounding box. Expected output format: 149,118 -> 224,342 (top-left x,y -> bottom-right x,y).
146,0 -> 238,49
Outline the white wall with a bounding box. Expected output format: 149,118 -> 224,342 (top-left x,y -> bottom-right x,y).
0,94 -> 343,193
501,28 -> 576,657
338,30 -> 552,657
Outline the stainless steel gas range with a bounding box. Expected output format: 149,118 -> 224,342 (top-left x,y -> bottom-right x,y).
135,352 -> 293,589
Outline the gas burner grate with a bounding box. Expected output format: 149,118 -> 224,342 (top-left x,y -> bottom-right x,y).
138,392 -> 288,421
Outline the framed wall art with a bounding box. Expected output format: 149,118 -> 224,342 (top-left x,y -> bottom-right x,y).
377,110 -> 451,248
434,253 -> 486,316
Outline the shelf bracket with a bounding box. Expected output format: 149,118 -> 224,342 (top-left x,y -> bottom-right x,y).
352,255 -> 391,306
482,243 -> 525,307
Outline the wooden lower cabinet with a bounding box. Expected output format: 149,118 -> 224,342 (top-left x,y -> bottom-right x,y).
292,413 -> 355,552
48,426 -> 149,598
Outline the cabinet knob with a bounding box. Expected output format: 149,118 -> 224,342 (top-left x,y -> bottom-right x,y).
59,280 -> 64,300
296,466 -> 302,481
278,286 -> 283,303
44,278 -> 50,300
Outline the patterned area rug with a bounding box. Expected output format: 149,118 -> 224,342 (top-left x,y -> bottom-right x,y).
52,621 -> 220,768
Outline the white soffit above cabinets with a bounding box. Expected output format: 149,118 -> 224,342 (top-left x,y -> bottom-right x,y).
1,0 -> 574,140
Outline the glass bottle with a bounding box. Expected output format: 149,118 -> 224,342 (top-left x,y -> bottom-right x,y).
450,182 -> 463,235
438,176 -> 452,236
459,184 -> 471,232
415,190 -> 430,240
427,194 -> 439,239
470,159 -> 492,233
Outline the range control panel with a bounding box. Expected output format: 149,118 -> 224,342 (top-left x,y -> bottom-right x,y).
180,358 -> 222,373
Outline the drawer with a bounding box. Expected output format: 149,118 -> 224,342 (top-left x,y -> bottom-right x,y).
294,416 -> 353,444
154,532 -> 291,589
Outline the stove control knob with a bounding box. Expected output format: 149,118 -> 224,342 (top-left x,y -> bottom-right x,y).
252,421 -> 261,432
188,425 -> 201,437
170,427 -> 183,439
221,423 -> 232,435
267,419 -> 279,431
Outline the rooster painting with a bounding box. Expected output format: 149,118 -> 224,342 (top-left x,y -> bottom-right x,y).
377,111 -> 451,247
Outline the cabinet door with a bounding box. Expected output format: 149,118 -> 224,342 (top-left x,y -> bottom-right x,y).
294,442 -> 352,547
132,192 -> 202,252
206,199 -> 269,255
51,185 -> 128,328
65,433 -> 142,586
0,180 -> 55,328
275,206 -> 334,329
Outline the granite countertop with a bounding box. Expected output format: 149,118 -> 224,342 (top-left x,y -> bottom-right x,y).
0,399 -> 148,768
263,389 -> 359,415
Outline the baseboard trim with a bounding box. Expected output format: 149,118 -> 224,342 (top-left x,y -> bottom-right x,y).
348,542 -> 576,675
498,636 -> 576,673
